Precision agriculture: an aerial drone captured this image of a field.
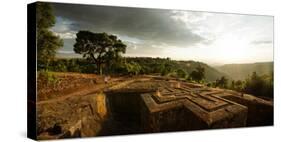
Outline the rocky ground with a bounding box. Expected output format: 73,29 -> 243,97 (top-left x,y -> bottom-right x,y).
35,72 -> 273,140
36,72 -> 139,139
37,72 -> 106,102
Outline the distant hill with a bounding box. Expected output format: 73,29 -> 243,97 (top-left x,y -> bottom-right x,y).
126,57 -> 230,82
175,60 -> 231,82
215,62 -> 273,80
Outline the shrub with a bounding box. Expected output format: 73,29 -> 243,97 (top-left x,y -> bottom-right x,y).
176,69 -> 187,78
38,70 -> 59,87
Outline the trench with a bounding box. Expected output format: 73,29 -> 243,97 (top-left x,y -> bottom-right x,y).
97,92 -> 145,136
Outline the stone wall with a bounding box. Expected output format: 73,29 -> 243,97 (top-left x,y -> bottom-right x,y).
222,94 -> 273,126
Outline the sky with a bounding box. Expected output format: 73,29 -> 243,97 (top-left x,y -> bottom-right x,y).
50,2 -> 273,66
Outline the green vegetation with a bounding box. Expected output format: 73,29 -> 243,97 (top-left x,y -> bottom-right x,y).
214,76 -> 228,88
73,31 -> 126,75
243,72 -> 273,98
41,57 -> 223,81
38,70 -> 60,87
209,72 -> 273,99
123,57 -> 228,82
211,62 -> 274,98
38,58 -> 96,73
187,65 -> 205,83
36,3 -> 63,87
36,3 -> 63,67
124,61 -> 142,75
176,69 -> 187,78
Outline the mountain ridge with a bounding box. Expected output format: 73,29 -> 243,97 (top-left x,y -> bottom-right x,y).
215,61 -> 273,80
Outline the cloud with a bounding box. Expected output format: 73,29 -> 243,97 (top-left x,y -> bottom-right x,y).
51,17 -> 77,39
57,50 -> 75,54
53,31 -> 76,39
48,2 -> 273,64
51,3 -> 206,48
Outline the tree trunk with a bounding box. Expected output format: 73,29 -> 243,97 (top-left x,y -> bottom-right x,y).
97,63 -> 103,75
100,66 -> 103,75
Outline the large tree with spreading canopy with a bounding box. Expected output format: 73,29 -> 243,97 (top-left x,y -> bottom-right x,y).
74,31 -> 126,75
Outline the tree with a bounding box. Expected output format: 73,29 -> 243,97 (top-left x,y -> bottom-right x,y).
244,72 -> 263,96
36,3 -> 63,67
188,65 -> 205,83
74,31 -> 126,75
230,80 -> 235,89
125,61 -> 142,75
176,69 -> 187,78
243,72 -> 273,98
215,76 -> 228,88
230,80 -> 244,92
160,62 -> 173,76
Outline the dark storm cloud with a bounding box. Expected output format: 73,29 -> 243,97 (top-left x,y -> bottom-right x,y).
51,3 -> 205,47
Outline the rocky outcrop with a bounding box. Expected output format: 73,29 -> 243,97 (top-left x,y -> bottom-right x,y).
37,93 -> 108,140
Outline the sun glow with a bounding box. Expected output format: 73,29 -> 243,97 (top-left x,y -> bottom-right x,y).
212,34 -> 251,63
160,33 -> 270,65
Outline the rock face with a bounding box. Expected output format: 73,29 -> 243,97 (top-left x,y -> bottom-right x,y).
37,76 -> 273,140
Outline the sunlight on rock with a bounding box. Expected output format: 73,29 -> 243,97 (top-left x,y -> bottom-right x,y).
94,93 -> 107,119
